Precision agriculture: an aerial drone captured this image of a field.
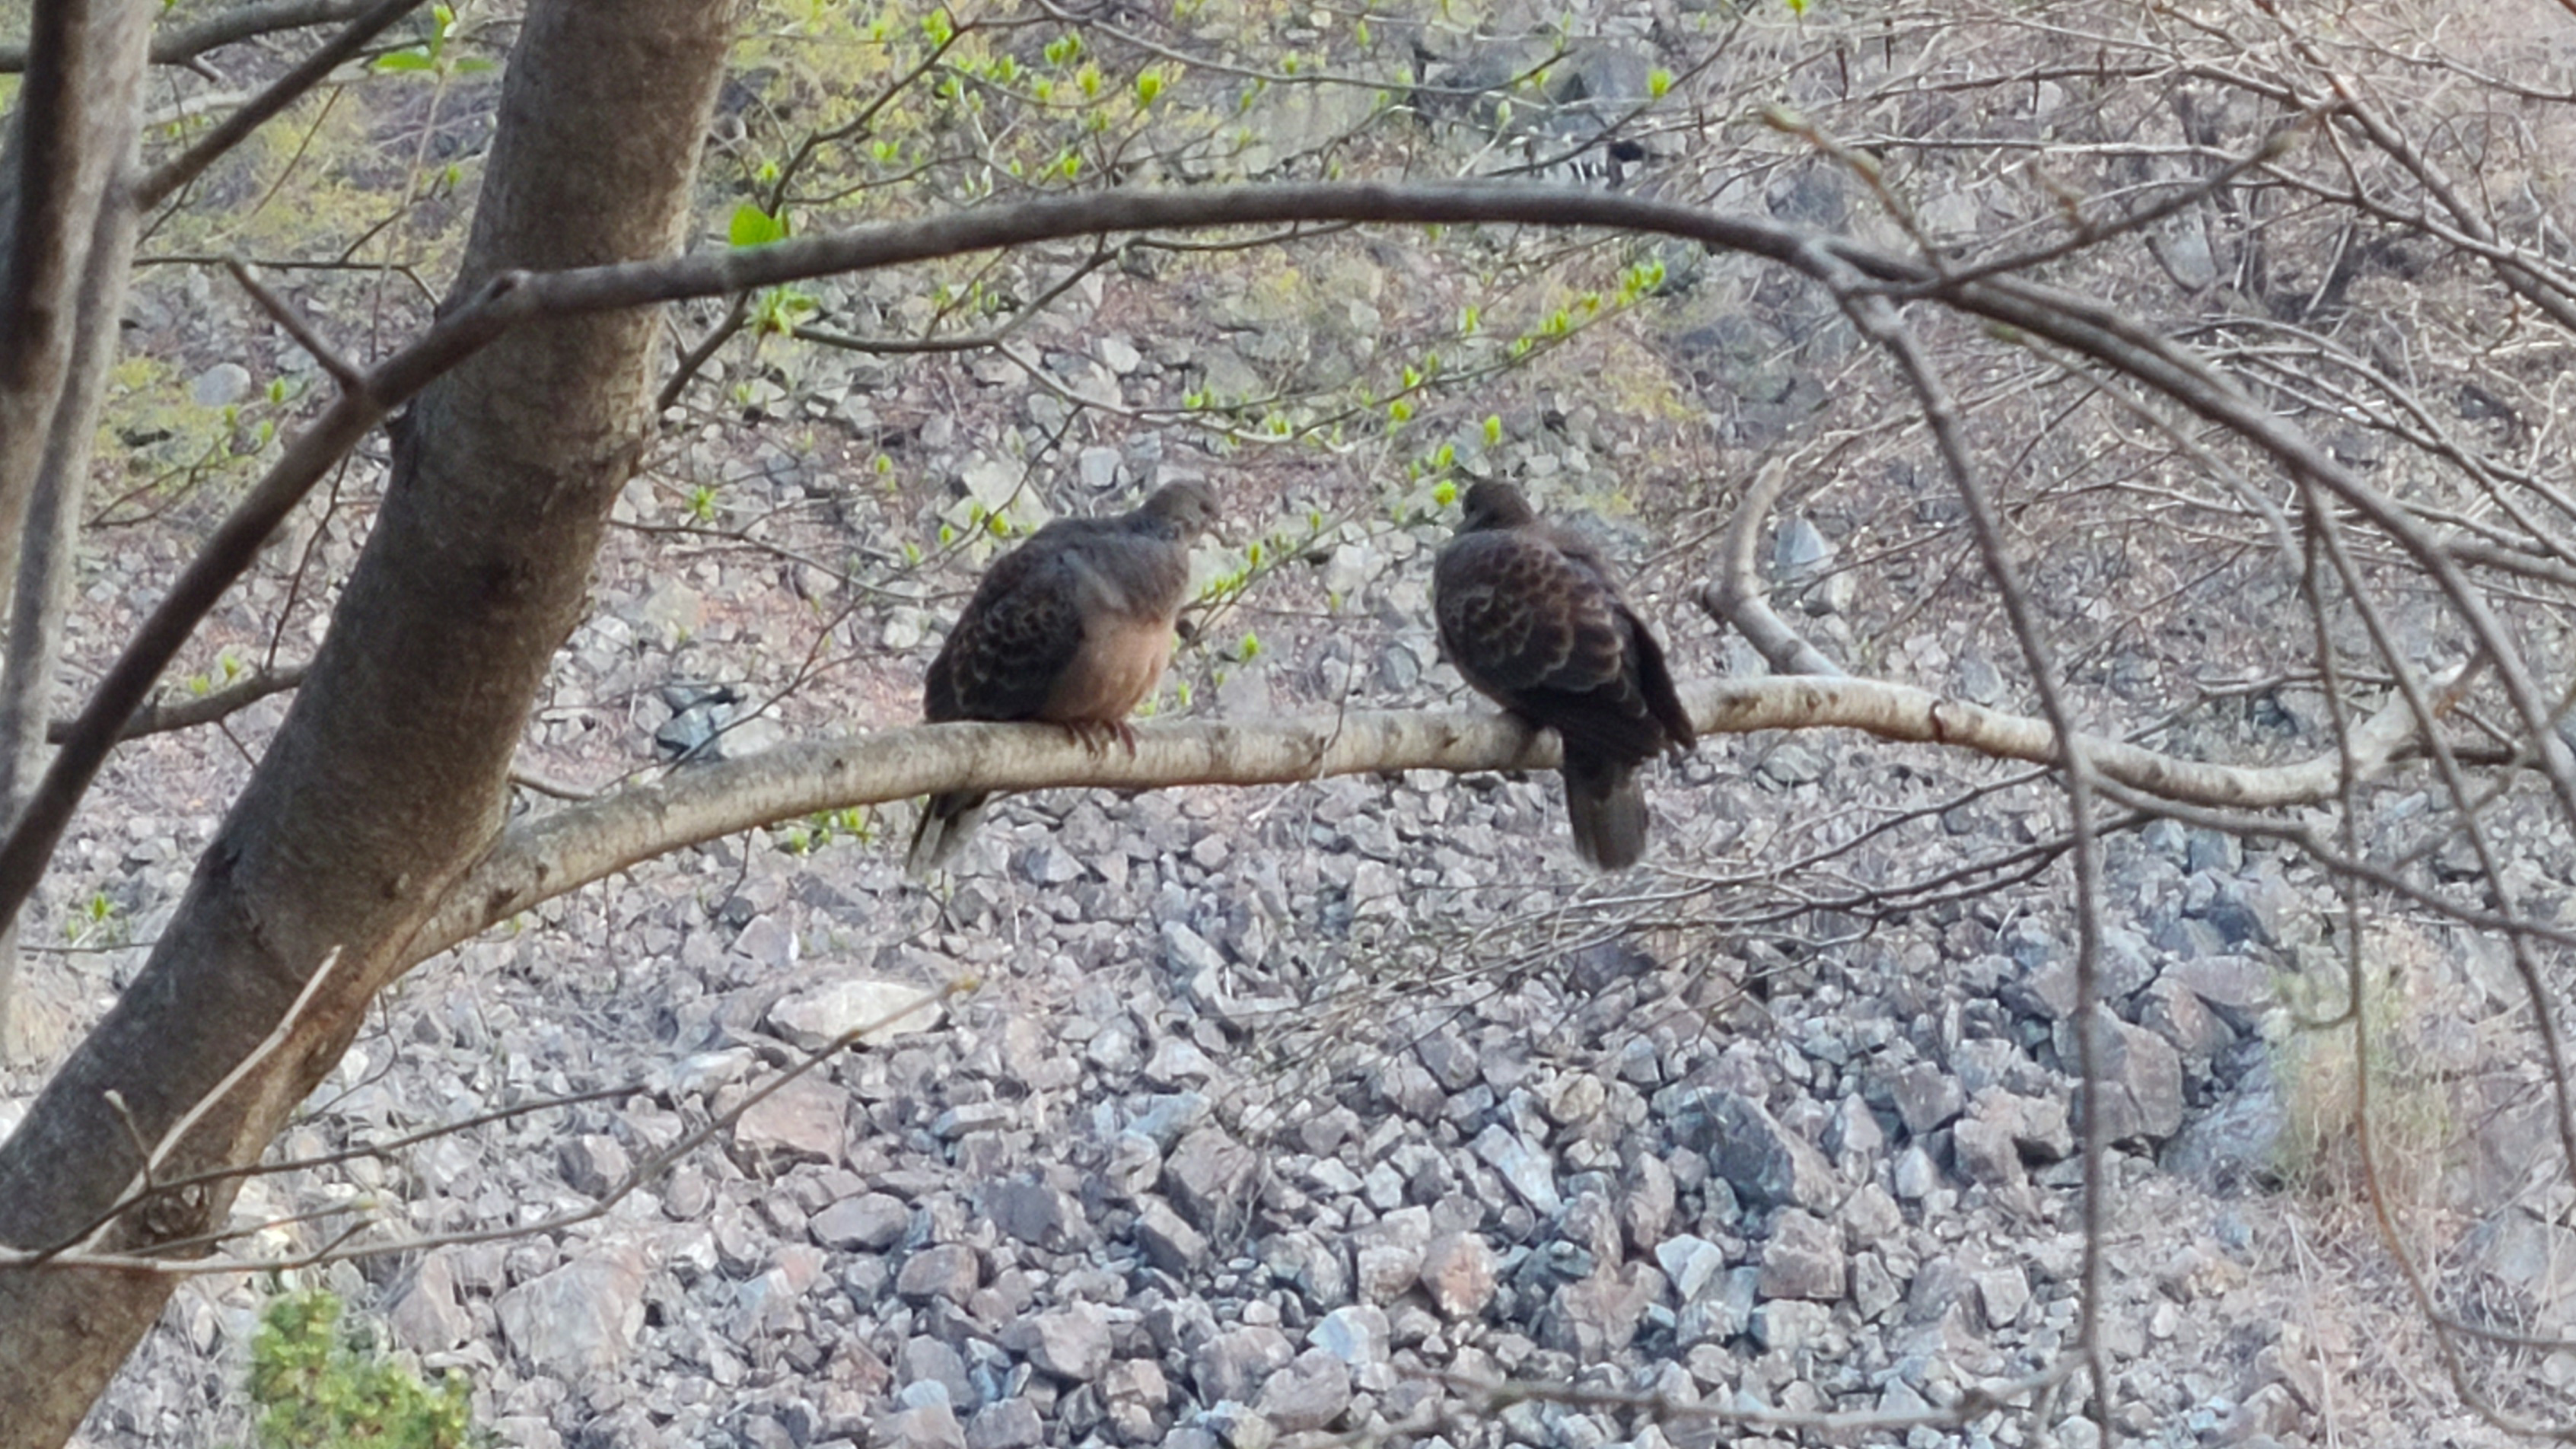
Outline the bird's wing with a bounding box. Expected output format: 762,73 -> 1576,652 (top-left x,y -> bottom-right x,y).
925,540 -> 1091,723
1434,528 -> 1676,762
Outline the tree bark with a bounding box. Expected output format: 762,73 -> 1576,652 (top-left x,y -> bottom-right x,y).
0,0 -> 734,1441
0,113 -> 145,1054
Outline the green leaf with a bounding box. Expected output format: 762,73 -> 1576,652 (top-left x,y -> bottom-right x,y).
1648,68 -> 1672,98
373,50 -> 435,72
728,204 -> 787,248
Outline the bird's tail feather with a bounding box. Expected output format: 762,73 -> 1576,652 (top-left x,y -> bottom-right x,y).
1562,756 -> 1648,870
906,790 -> 989,877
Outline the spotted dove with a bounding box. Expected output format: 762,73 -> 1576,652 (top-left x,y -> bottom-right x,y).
906,481 -> 1219,874
1433,481 -> 1695,868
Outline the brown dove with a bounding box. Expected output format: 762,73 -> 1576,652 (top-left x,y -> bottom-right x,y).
906,481 -> 1220,874
1434,481 -> 1695,868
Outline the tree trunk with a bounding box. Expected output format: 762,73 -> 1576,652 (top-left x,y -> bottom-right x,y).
0,0 -> 735,1441
0,0 -> 153,1045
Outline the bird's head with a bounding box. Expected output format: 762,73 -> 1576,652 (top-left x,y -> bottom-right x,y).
1457,480 -> 1538,533
1138,480 -> 1221,543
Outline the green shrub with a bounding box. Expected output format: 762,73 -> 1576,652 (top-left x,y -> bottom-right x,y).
246,1288 -> 479,1449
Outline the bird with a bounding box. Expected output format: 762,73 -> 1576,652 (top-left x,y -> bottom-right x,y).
1433,481 -> 1696,869
906,480 -> 1221,875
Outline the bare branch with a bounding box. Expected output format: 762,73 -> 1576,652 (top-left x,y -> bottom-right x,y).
44,664 -> 307,744
223,260 -> 359,388
135,0 -> 431,210
0,0 -> 385,73
1699,456 -> 1847,677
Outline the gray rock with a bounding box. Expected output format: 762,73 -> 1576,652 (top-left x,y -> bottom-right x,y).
495,1250 -> 648,1374
1756,1209 -> 1845,1301
1758,742 -> 1829,785
1676,1266 -> 1759,1346
1194,1325 -> 1295,1404
1136,1195 -> 1212,1275
1542,1263 -> 1661,1356
1253,1348 -> 1351,1433
967,1400 -> 1044,1449
2071,1009 -> 2186,1144
1078,446 -> 1125,491
1850,1251 -> 1901,1322
191,361 -> 253,406
1950,1117 -> 2025,1188
983,1178 -> 1084,1249
1655,1234 -> 1727,1302
762,974 -> 947,1041
1307,1304 -> 1389,1365
2162,1078 -> 2288,1193
2167,954 -> 2278,1032
1198,1403 -> 1272,1449
1016,845 -> 1085,887
1352,1238 -> 1422,1304
902,1336 -> 977,1409
1469,1124 -> 1563,1215
1164,1126 -> 1259,1231
1892,1063 -> 1966,1135
896,1244 -> 982,1303
1826,1094 -> 1887,1166
389,1252 -> 472,1353
2001,958 -> 2079,1021
731,1075 -> 847,1168
1103,1358 -> 1171,1440
2140,974 -> 2234,1059
1692,1091 -> 1836,1211
1162,921 -> 1229,988
559,1134 -> 630,1197
1416,1030 -> 1483,1091
1835,1183 -> 1904,1250
1622,1153 -> 1677,1252
1258,1229 -> 1350,1309
1972,1088 -> 2074,1163
812,1193 -> 911,1251
1420,1232 -> 1498,1318
1972,1263 -> 2030,1328
877,1403 -> 969,1449
1750,1298 -> 1834,1355
1008,1301 -> 1113,1381
1906,1256 -> 1975,1324
1893,1143 -> 1942,1199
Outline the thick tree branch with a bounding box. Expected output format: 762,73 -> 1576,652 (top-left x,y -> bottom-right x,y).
0,0 -> 384,72
413,670 -> 2455,961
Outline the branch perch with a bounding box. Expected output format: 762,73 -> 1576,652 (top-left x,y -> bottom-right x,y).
416,668 -> 2457,960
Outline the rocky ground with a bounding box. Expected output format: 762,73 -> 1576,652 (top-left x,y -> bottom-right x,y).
15,276 -> 2552,1448
7,3 -> 2576,1447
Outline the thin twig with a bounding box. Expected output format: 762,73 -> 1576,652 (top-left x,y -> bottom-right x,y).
224,260 -> 361,388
